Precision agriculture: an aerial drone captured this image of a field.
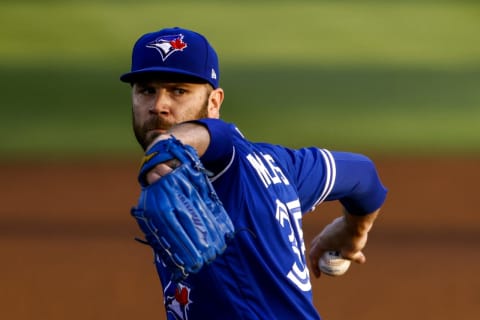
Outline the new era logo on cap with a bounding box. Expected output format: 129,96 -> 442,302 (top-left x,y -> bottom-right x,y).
120,27 -> 220,88
146,34 -> 188,61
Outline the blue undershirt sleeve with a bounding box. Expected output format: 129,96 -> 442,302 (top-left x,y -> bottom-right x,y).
327,151 -> 388,215
191,118 -> 234,174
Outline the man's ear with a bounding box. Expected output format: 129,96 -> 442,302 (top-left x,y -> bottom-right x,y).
207,88 -> 224,119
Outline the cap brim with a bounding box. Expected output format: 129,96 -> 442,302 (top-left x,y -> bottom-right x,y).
120,67 -> 210,85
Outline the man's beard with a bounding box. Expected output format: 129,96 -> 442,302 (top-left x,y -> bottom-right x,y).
133,102 -> 210,150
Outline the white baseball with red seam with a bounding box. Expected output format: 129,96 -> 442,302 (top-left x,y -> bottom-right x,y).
318,251 -> 351,276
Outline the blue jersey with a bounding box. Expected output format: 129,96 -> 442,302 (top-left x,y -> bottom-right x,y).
155,119 -> 387,320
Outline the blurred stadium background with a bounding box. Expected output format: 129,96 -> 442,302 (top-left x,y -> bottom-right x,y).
1,1 -> 479,319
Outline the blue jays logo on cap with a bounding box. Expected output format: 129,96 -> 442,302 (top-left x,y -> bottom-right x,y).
146,34 -> 188,61
120,27 -> 220,88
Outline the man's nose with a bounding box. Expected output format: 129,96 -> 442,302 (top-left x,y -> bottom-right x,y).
150,91 -> 170,114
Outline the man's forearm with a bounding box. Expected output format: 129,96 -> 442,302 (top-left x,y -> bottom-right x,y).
147,122 -> 211,157
343,208 -> 381,237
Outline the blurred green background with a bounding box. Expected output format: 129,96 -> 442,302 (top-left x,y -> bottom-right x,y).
1,0 -> 479,159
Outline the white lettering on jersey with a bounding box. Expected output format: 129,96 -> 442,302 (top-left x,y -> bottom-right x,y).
247,152 -> 310,291
275,199 -> 311,292
263,153 -> 289,185
246,152 -> 290,188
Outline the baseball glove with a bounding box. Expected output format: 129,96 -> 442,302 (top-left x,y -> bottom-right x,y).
130,136 -> 235,282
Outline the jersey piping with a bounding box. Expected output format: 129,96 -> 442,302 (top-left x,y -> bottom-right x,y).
210,146 -> 236,183
312,148 -> 336,208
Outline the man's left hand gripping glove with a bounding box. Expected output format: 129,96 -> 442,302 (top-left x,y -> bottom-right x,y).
131,136 -> 235,282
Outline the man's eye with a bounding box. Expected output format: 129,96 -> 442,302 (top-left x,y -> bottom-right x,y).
172,88 -> 186,95
142,87 -> 156,94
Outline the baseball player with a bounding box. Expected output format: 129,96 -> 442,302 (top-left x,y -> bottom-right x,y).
121,27 -> 387,320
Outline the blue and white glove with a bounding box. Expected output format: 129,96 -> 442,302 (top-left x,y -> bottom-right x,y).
131,136 -> 235,282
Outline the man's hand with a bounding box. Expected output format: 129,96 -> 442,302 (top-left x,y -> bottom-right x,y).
145,159 -> 180,185
309,208 -> 380,278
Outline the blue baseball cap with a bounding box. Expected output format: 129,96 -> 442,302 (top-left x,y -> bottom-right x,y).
120,27 -> 219,88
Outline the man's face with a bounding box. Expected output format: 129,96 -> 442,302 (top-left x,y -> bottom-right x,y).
131,79 -> 221,150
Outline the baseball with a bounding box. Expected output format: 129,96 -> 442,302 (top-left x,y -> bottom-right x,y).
318,251 -> 351,276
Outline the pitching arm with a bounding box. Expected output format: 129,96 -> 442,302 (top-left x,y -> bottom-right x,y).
309,151 -> 387,277
144,122 -> 211,185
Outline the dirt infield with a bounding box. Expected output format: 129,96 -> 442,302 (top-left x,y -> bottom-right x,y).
1,157 -> 479,320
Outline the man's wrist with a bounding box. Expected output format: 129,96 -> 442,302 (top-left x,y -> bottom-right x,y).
343,208 -> 379,236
